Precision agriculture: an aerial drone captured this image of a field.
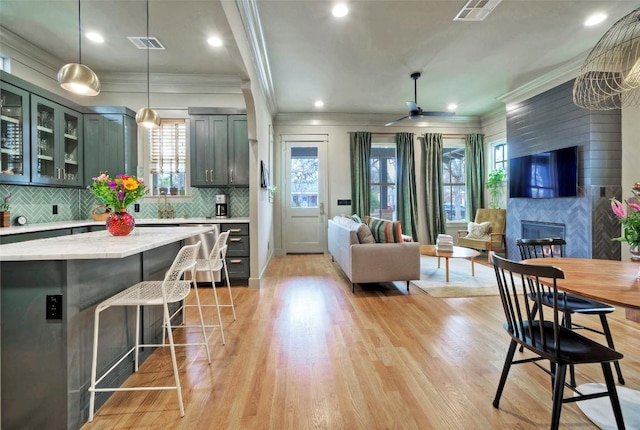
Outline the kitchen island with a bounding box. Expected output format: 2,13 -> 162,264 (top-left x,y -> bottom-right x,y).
0,226 -> 215,430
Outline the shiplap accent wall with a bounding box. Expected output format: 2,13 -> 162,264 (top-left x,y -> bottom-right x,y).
506,80 -> 622,260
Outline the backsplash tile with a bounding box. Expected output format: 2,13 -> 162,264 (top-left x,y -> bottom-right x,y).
0,184 -> 249,225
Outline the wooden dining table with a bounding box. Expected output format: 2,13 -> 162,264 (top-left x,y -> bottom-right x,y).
522,257 -> 640,310
522,256 -> 640,430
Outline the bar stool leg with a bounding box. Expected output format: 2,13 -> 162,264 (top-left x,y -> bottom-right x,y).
162,301 -> 185,417
88,305 -> 102,422
222,259 -> 236,321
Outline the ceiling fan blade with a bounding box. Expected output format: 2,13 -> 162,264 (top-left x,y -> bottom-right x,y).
420,111 -> 456,117
384,115 -> 409,126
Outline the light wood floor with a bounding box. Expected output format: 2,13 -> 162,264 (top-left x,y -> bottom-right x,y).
82,254 -> 640,429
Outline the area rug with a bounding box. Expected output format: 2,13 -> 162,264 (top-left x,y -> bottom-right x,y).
574,383 -> 640,430
411,255 -> 499,298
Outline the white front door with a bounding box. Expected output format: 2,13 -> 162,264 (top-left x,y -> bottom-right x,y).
283,138 -> 327,253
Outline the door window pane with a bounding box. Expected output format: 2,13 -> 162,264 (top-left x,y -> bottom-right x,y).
290,146 -> 318,208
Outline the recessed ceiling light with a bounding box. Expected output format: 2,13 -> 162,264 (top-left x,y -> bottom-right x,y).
86,32 -> 104,43
447,103 -> 458,111
332,4 -> 349,18
584,12 -> 607,27
207,36 -> 223,47
314,100 -> 324,108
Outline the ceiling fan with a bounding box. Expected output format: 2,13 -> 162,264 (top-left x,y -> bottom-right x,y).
384,72 -> 455,126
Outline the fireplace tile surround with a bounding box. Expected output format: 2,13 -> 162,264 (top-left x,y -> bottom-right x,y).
507,185 -> 621,260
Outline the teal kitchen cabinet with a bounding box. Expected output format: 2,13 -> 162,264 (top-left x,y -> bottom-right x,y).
30,95 -> 83,187
190,114 -> 228,186
0,81 -> 30,184
190,113 -> 248,187
84,108 -> 137,184
228,115 -> 249,186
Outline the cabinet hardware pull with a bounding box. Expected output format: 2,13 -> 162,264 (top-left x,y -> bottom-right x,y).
229,228 -> 241,233
230,259 -> 242,264
230,237 -> 242,242
205,169 -> 209,182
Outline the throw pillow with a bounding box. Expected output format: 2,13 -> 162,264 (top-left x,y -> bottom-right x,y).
466,221 -> 491,239
356,223 -> 375,244
350,214 -> 363,224
364,216 -> 404,243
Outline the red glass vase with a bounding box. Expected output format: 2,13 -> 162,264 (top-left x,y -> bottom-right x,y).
106,210 -> 135,236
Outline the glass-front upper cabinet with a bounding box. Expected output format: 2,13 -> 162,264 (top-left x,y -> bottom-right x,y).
0,82 -> 30,184
31,95 -> 83,187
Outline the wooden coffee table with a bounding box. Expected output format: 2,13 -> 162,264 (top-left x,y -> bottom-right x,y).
420,245 -> 481,282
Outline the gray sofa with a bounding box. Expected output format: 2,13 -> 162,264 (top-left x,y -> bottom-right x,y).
328,218 -> 421,293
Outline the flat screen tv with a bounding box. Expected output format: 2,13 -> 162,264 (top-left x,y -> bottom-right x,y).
509,146 -> 578,198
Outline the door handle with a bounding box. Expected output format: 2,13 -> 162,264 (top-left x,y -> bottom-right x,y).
319,202 -> 325,215
205,170 -> 209,182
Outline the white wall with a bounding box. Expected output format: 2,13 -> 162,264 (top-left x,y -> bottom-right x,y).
621,88 -> 640,261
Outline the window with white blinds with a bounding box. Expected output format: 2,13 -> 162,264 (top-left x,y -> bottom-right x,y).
149,119 -> 187,195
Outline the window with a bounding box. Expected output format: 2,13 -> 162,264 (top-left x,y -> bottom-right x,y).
0,56 -> 9,72
149,119 -> 187,195
493,142 -> 507,171
290,146 -> 319,208
370,140 -> 396,220
442,146 -> 466,221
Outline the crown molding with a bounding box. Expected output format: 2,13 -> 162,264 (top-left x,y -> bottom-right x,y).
233,0 -> 278,115
497,55 -> 584,105
275,112 -> 480,128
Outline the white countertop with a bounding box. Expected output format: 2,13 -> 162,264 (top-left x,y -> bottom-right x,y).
0,217 -> 249,236
0,226 -> 216,261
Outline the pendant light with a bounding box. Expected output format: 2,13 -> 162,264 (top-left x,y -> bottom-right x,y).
136,0 -> 161,128
57,0 -> 101,96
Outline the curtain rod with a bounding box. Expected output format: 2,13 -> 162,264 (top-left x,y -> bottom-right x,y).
367,132 -> 469,137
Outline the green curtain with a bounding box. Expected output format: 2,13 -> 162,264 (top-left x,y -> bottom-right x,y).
465,133 -> 485,218
422,133 -> 446,244
396,132 -> 418,240
349,131 -> 371,218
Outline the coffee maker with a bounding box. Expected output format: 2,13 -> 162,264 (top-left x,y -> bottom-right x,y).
215,194 -> 228,218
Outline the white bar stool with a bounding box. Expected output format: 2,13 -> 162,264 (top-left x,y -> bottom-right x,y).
166,230 -> 237,345
88,241 -> 210,421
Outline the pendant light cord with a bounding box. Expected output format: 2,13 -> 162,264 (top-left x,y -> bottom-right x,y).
146,0 -> 150,109
78,0 -> 82,63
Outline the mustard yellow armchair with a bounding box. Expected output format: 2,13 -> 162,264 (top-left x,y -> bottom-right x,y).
457,208 -> 507,260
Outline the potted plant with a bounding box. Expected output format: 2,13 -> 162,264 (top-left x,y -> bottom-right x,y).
486,167 -> 506,209
0,193 -> 11,227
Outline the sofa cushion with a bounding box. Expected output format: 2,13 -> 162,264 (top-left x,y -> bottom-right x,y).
365,216 -> 404,243
356,223 -> 375,244
466,221 -> 491,240
333,215 -> 359,230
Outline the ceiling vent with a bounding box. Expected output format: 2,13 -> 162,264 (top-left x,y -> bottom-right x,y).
453,0 -> 502,21
128,36 -> 165,50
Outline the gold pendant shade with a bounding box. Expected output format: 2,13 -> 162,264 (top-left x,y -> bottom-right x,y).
135,107 -> 161,129
573,8 -> 640,110
58,63 -> 101,96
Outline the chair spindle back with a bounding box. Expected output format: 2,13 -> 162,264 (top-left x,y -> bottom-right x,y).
492,252 -> 566,354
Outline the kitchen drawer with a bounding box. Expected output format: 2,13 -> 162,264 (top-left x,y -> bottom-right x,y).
221,223 -> 248,236
226,235 -> 249,257
225,257 -> 249,279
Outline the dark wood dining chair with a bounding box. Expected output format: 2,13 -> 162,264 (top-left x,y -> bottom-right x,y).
490,252 -> 625,430
516,238 -> 624,386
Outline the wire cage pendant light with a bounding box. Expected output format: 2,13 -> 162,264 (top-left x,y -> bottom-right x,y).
573,7 -> 640,110
57,0 -> 101,96
136,0 -> 161,128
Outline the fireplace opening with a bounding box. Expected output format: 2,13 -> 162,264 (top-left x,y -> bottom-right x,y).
521,221 -> 566,240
